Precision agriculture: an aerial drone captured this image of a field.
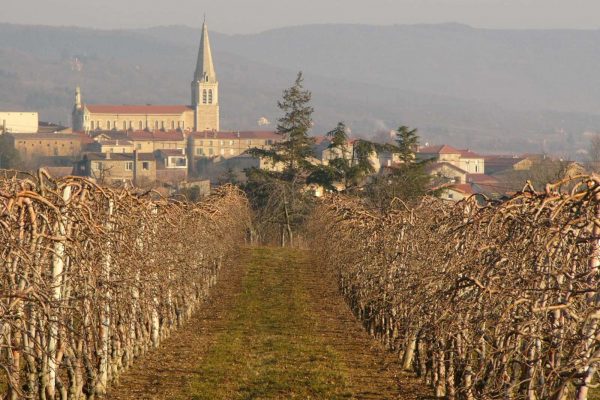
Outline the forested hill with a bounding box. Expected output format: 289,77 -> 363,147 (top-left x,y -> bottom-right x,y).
2,22 -> 600,154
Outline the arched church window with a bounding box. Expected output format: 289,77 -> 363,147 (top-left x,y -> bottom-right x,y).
90,121 -> 95,130
171,121 -> 175,130
154,121 -> 159,130
202,90 -> 207,104
161,121 -> 165,130
106,121 -> 111,130
208,90 -> 213,104
123,121 -> 127,130
139,121 -> 143,130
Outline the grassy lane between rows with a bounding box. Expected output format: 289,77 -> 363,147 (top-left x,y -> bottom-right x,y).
186,247 -> 353,399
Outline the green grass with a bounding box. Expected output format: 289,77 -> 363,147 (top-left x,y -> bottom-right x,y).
185,247 -> 353,400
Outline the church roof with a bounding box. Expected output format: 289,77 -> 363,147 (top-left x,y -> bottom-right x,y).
193,22 -> 217,83
190,131 -> 279,140
85,105 -> 193,115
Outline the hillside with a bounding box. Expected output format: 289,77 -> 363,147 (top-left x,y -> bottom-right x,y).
2,22 -> 600,154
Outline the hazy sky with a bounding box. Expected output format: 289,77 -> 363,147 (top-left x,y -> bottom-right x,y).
2,0 -> 600,33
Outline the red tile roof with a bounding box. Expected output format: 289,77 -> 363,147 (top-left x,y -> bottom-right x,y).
418,144 -> 461,155
426,161 -> 468,174
458,149 -> 482,158
190,130 -> 280,140
85,104 -> 193,115
449,184 -> 476,195
466,173 -> 499,184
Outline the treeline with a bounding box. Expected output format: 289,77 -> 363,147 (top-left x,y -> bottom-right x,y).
0,171 -> 250,399
243,72 -> 432,245
309,176 -> 600,400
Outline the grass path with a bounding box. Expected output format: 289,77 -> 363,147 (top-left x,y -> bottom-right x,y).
108,247 -> 431,399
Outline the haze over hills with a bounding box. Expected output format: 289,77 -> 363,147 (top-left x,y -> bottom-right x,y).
1,22 -> 600,155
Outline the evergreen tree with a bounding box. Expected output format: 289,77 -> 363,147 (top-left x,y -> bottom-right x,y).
249,71 -> 315,181
364,125 -> 433,208
244,72 -> 316,246
395,125 -> 419,163
308,122 -> 378,192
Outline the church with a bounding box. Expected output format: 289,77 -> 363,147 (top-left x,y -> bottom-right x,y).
72,21 -> 219,133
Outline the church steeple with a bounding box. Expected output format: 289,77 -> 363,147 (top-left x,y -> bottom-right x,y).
191,19 -> 219,132
193,21 -> 217,84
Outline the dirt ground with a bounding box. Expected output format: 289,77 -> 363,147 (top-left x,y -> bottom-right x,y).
107,247 -> 432,399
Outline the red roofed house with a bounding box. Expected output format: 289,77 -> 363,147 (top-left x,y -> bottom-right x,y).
440,184 -> 476,202
417,144 -> 485,174
72,21 -> 219,133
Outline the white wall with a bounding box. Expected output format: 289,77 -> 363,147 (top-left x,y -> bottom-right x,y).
0,112 -> 38,133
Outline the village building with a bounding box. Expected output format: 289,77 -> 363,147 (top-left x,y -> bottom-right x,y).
0,112 -> 39,134
155,149 -> 188,183
9,133 -> 93,162
417,144 -> 485,174
89,130 -> 187,153
75,152 -> 157,185
72,21 -> 219,133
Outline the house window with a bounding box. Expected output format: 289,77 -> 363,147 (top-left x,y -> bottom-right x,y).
208,89 -> 213,104
229,148 -> 234,155
220,140 -> 224,146
177,121 -> 181,129
90,121 -> 95,130
196,148 -> 204,155
220,148 -> 225,155
202,89 -> 207,104
142,162 -> 149,171
125,162 -> 133,171
136,144 -> 142,150
97,121 -> 101,129
208,148 -> 214,155
209,140 -> 213,146
229,140 -> 234,146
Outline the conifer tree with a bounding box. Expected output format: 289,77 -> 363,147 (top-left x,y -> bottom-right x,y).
365,125 -> 433,208
308,122 -> 378,192
244,72 -> 316,246
249,71 -> 315,181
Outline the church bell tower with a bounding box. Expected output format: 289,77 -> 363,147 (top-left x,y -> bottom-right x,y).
191,20 -> 219,132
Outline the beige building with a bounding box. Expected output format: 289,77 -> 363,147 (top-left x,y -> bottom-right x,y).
188,131 -> 281,160
91,131 -> 187,153
0,112 -> 39,134
10,133 -> 93,161
72,21 -> 219,133
417,144 -> 485,174
76,152 -> 157,185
